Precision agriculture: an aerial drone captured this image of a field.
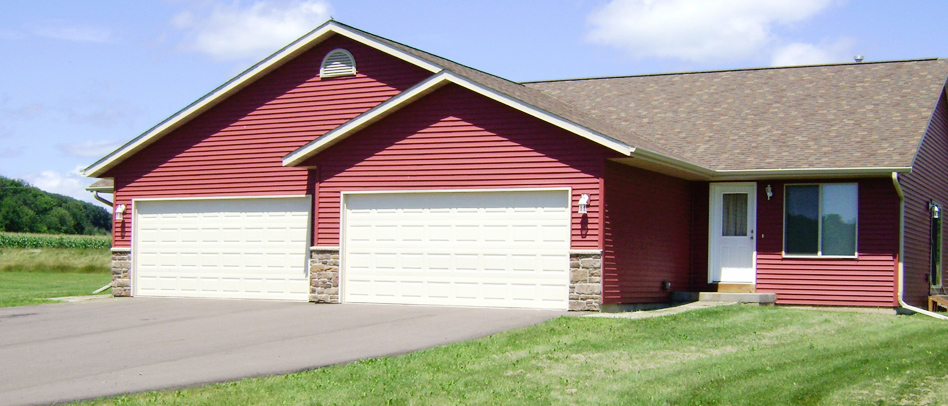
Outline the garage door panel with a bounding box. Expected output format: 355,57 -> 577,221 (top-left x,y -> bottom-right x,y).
343,191 -> 570,310
134,197 -> 310,301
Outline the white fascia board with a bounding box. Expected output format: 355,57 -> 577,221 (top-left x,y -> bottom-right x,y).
82,21 -> 442,178
284,71 -> 633,166
710,166 -> 912,180
283,72 -> 452,166
629,148 -> 714,179
439,74 -> 633,156
328,24 -> 441,73
85,185 -> 114,193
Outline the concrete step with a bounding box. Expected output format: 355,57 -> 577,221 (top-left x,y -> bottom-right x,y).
698,292 -> 776,304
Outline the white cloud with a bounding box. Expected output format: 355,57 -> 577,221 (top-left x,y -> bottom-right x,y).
172,0 -> 333,61
32,25 -> 112,43
586,0 -> 835,64
770,38 -> 856,66
21,167 -> 106,208
57,140 -> 124,159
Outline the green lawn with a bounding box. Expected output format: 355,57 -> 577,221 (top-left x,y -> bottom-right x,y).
0,247 -> 110,307
70,305 -> 948,406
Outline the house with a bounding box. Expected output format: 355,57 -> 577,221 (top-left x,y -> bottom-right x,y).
82,21 -> 948,312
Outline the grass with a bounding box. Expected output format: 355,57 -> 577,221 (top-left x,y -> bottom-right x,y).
69,305 -> 948,406
0,247 -> 111,307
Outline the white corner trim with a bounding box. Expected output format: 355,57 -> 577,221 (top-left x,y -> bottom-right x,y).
82,21 -> 442,178
283,71 -> 633,166
569,249 -> 602,255
310,246 -> 341,251
110,247 -> 131,253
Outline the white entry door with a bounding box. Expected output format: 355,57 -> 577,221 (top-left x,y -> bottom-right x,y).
709,183 -> 757,284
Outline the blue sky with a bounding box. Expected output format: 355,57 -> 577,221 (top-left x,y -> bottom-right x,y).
1,0 -> 946,208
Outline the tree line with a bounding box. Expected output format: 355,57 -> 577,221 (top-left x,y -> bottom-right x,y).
0,176 -> 111,235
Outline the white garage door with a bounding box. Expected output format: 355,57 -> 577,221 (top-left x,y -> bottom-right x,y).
134,197 -> 311,301
343,190 -> 570,310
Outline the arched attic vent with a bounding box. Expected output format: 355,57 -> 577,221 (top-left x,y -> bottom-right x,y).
320,49 -> 356,78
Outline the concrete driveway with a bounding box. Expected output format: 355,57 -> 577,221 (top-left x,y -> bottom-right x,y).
0,297 -> 562,406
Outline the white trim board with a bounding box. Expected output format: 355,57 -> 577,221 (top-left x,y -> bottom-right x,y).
283,71 -> 633,166
81,21 -> 442,178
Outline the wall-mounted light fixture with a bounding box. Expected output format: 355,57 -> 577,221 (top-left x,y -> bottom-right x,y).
578,194 -> 590,214
115,204 -> 127,221
931,201 -> 941,219
765,184 -> 773,200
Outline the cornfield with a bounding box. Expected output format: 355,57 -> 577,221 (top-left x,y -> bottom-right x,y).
0,232 -> 111,249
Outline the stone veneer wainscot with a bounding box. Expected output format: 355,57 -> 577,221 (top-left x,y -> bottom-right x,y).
110,248 -> 132,297
569,250 -> 602,311
309,247 -> 340,303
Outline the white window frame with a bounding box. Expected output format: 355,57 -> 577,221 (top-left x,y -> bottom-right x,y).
783,183 -> 859,258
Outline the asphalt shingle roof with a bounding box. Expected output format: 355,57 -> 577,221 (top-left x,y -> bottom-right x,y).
345,23 -> 682,159
524,59 -> 948,171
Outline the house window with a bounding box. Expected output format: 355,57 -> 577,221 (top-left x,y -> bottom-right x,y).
931,202 -> 942,288
784,184 -> 858,256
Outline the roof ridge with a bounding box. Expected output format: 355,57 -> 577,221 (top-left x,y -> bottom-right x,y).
522,58 -> 944,84
331,20 -> 525,88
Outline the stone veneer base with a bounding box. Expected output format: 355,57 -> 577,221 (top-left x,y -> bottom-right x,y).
309,248 -> 340,303
569,252 -> 602,311
110,248 -> 132,297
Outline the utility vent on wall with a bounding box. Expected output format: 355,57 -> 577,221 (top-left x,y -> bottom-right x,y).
320,49 -> 356,78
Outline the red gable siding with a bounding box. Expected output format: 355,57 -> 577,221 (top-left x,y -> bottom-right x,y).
755,178 -> 900,306
107,35 -> 432,247
305,84 -> 615,249
901,92 -> 948,308
602,161 -> 692,304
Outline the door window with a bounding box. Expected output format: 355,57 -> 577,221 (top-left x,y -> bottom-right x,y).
722,193 -> 748,236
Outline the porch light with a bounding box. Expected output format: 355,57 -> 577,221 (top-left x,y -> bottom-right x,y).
578,194 -> 590,214
115,204 -> 127,221
765,184 -> 773,200
932,202 -> 941,219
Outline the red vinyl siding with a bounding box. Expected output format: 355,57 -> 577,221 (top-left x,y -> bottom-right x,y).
690,182 -> 711,292
900,92 -> 948,307
755,178 -> 900,306
305,84 -> 615,249
602,161 -> 693,303
107,35 -> 432,247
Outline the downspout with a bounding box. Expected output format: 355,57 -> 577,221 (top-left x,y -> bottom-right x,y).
91,191 -> 114,295
892,172 -> 948,319
93,191 -> 113,207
